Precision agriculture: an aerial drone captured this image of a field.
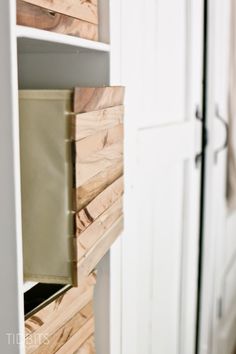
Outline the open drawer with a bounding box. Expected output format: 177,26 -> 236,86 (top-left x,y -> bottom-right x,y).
25,272 -> 96,353
19,86 -> 124,286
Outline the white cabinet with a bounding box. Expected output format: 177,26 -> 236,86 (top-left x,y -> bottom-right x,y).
3,1 -> 235,354
0,1 -> 122,353
0,2 -> 25,353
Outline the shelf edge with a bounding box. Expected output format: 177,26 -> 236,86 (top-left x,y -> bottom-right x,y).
16,25 -> 110,53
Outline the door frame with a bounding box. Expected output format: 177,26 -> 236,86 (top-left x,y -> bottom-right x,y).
198,0 -> 232,353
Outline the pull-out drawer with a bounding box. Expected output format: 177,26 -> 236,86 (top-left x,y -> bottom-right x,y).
25,273 -> 96,353
19,86 -> 124,286
17,0 -> 98,41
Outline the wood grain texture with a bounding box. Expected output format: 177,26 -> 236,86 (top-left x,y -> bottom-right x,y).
74,216 -> 123,282
25,273 -> 96,339
74,158 -> 123,211
71,105 -> 124,141
75,124 -> 123,162
75,176 -> 123,235
17,0 -> 98,41
73,336 -> 95,354
21,0 -> 98,24
73,87 -> 125,113
71,87 -> 124,281
25,288 -> 94,353
32,302 -> 94,354
55,317 -> 95,354
76,142 -> 123,188
74,198 -> 123,261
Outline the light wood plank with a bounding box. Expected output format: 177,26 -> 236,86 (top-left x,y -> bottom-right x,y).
25,289 -> 94,353
74,216 -> 123,282
55,317 -> 95,354
73,87 -> 125,113
21,0 -> 98,24
17,0 -> 98,41
32,302 -> 94,354
73,335 -> 95,354
74,198 -> 123,261
71,105 -> 124,141
25,273 -> 96,338
75,176 -> 123,235
74,158 -> 123,211
75,124 -> 123,161
75,142 -> 123,188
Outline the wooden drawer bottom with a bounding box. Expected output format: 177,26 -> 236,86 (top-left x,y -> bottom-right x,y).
25,273 -> 96,354
73,335 -> 95,354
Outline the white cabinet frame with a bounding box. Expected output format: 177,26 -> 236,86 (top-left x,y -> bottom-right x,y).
0,1 -> 25,353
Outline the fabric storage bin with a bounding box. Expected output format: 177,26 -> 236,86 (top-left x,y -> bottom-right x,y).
19,86 -> 124,286
25,272 -> 96,354
17,0 -> 99,41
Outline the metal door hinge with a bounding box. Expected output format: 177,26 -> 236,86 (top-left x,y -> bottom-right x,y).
195,106 -> 208,167
195,106 -> 203,121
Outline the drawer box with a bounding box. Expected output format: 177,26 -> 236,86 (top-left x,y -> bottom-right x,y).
17,0 -> 98,41
19,86 -> 124,286
25,273 -> 96,353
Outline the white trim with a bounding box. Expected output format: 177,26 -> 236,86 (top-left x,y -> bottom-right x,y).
0,1 -> 25,353
109,0 -> 123,353
199,1 -> 225,353
17,25 -> 110,53
23,282 -> 38,293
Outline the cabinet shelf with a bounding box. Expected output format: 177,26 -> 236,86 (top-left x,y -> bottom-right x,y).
23,281 -> 38,293
16,25 -> 110,54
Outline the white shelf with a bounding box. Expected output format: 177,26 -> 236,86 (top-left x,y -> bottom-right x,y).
16,25 -> 110,54
23,281 -> 38,293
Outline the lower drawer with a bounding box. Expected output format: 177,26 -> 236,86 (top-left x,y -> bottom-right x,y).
73,336 -> 95,354
25,273 -> 96,354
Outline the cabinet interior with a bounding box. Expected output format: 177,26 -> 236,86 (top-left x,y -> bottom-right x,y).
17,2 -> 111,348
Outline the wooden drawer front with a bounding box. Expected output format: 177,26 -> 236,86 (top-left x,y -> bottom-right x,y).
19,0 -> 98,24
25,273 -> 96,354
17,0 -> 98,41
73,335 -> 95,354
72,87 -> 125,284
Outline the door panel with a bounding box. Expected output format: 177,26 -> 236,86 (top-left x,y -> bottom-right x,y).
140,0 -> 186,127
226,214 -> 236,263
140,1 -> 203,129
223,258 -> 236,317
120,1 -> 203,354
150,162 -> 184,354
137,121 -> 201,354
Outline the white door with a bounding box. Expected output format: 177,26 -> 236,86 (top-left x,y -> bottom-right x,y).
211,2 -> 235,353
213,0 -> 236,353
199,1 -> 236,354
120,1 -> 203,354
